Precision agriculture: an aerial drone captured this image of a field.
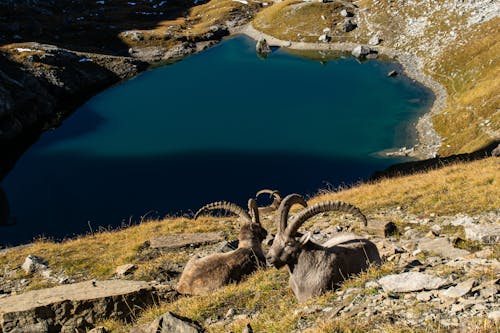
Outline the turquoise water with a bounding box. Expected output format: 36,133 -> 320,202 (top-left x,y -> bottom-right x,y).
0,36 -> 432,245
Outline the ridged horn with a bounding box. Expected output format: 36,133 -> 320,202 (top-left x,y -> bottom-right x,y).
194,201 -> 251,222
276,194 -> 308,233
285,201 -> 367,237
248,198 -> 260,225
256,189 -> 281,201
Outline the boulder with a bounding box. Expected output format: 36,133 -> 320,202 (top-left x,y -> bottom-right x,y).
417,237 -> 470,259
439,278 -> 475,299
351,45 -> 371,58
318,34 -> 330,42
378,272 -> 449,292
368,35 -> 381,46
256,37 -> 271,55
21,254 -> 48,274
0,280 -> 157,332
115,263 -> 137,277
387,70 -> 398,77
491,143 -> 500,156
131,312 -> 202,333
149,232 -> 224,251
341,19 -> 357,32
464,224 -> 500,244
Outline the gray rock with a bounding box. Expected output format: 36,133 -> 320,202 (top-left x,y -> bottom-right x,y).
21,254 -> 48,274
439,279 -> 475,299
450,216 -> 474,226
488,310 -> 500,322
341,19 -> 357,33
416,291 -> 434,301
387,70 -> 398,77
150,232 -> 224,251
351,45 -> 371,58
464,224 -> 500,244
242,323 -> 253,333
0,280 -> 157,332
378,272 -> 449,293
491,143 -> 500,156
318,34 -> 330,42
368,35 -> 381,45
116,263 -> 137,277
256,37 -> 271,55
140,312 -> 201,333
88,327 -> 109,333
418,237 -> 470,259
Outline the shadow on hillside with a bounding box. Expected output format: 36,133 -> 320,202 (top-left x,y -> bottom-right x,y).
0,0 -> 206,55
370,141 -> 500,181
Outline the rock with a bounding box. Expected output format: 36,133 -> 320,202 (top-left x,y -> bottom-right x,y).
416,291 -> 434,301
418,237 -> 470,259
256,37 -> 271,55
368,35 -> 381,45
318,34 -> 330,42
488,310 -> 500,322
21,254 -> 48,274
439,279 -> 475,299
378,272 -> 449,293
387,70 -> 398,77
340,9 -> 353,17
491,143 -> 500,156
143,312 -> 202,333
464,224 -> 500,244
150,232 -> 224,251
351,45 -> 371,58
116,263 -> 137,277
450,216 -> 474,226
88,327 -> 109,333
365,281 -> 380,289
217,239 -> 239,253
341,19 -> 357,32
242,323 -> 253,333
0,280 -> 157,332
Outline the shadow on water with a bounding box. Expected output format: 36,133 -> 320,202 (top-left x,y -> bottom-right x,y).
1,150 -> 396,246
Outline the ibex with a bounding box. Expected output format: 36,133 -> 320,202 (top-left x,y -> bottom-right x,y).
266,194 -> 381,302
255,189 -> 282,214
177,199 -> 267,295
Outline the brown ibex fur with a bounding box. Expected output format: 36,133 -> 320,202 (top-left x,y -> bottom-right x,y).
266,194 -> 381,302
177,199 -> 267,295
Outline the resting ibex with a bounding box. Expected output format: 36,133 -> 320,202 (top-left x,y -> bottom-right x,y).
266,194 -> 381,302
177,199 -> 267,295
255,189 -> 282,214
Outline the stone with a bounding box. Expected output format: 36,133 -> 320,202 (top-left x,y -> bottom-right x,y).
488,310 -> 500,322
147,312 -> 201,333
21,254 -> 48,274
340,9 -> 353,17
149,232 -> 224,251
378,272 -> 449,293
368,35 -> 381,45
439,279 -> 475,299
88,327 -> 108,333
450,216 -> 474,226
351,45 -> 371,58
0,280 -> 157,332
418,237 -> 470,259
387,70 -> 398,77
416,291 -> 434,301
341,19 -> 357,32
242,323 -> 253,333
116,263 -> 137,277
318,34 -> 330,42
365,281 -> 380,289
256,37 -> 271,55
491,143 -> 500,156
464,224 -> 500,244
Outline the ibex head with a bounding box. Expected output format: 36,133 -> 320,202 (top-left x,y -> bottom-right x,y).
266,194 -> 368,268
194,198 -> 268,247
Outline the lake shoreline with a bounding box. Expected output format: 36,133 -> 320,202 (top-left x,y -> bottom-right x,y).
234,24 -> 446,160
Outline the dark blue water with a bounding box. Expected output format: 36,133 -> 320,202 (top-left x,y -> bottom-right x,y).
0,36 -> 432,246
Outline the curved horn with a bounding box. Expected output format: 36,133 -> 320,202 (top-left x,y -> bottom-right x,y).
194,201 -> 251,222
276,194 -> 308,233
285,201 -> 367,237
247,198 -> 260,225
256,189 -> 281,201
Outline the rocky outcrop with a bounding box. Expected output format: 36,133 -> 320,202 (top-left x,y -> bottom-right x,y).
0,280 -> 158,332
255,37 -> 271,56
0,44 -> 146,179
130,312 -> 202,333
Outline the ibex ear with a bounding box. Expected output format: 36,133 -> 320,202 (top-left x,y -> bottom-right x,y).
298,232 -> 311,246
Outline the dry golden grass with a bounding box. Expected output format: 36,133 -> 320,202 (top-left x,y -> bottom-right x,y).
309,157 -> 499,216
253,0 -> 360,43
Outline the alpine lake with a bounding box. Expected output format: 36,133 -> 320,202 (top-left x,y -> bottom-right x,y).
0,36 -> 433,246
